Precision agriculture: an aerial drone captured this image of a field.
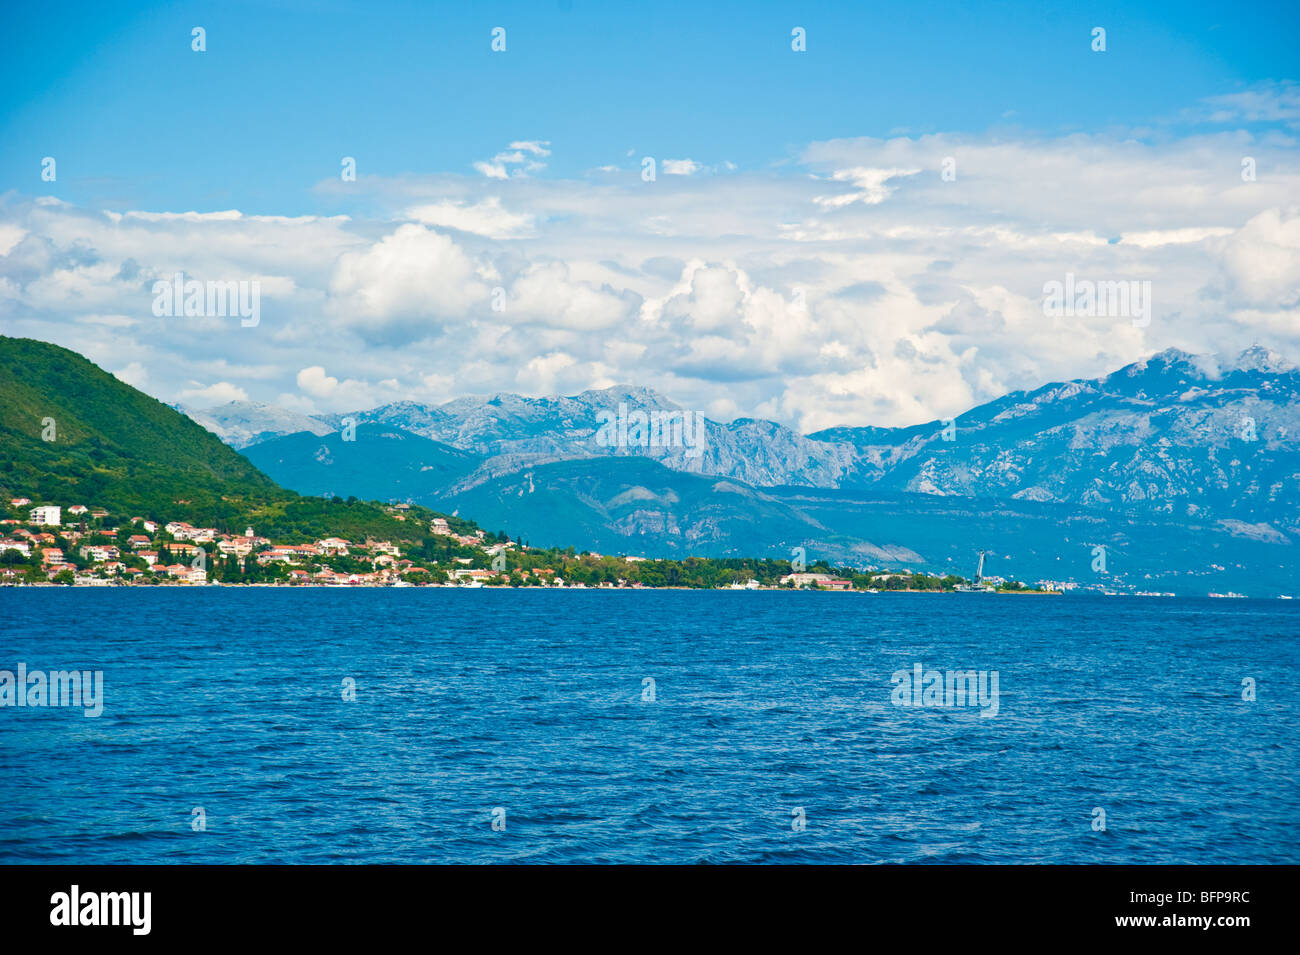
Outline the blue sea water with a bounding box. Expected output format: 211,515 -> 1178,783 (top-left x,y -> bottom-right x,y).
0,589 -> 1295,864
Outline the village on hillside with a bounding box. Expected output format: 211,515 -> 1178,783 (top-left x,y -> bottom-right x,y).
1,496 -> 1065,592
2,498 -> 518,587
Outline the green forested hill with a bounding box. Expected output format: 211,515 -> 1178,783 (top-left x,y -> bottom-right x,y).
0,336 -> 463,542
0,335 -> 280,514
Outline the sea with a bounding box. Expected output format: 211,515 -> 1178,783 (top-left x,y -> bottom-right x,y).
0,589 -> 1295,864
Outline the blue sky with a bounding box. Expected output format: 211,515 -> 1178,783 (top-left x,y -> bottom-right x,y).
3,0 -> 1297,212
0,1 -> 1297,430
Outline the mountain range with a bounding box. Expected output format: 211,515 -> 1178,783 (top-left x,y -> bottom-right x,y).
219,347 -> 1300,593
11,333 -> 1290,592
213,347 -> 1300,524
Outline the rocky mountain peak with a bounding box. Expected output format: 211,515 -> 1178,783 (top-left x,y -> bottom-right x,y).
1229,344 -> 1297,375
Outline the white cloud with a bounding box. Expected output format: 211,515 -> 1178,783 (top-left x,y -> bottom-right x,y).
294,365 -> 391,411
113,361 -> 148,388
506,261 -> 639,331
1218,207 -> 1300,306
473,161 -> 509,180
509,141 -> 552,157
178,381 -> 249,405
812,166 -> 921,207
296,366 -> 338,398
662,159 -> 703,176
108,210 -> 244,223
4,97 -> 1299,433
0,224 -> 27,256
1119,227 -> 1236,248
405,197 -> 536,238
474,140 -> 551,179
328,223 -> 488,335
1189,81 -> 1300,128
515,351 -> 579,394
81,313 -> 138,328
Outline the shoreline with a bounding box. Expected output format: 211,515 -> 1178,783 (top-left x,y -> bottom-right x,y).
7,582 -> 1293,599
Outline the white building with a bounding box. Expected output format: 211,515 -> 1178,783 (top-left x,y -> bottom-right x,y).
79,545 -> 119,562
780,572 -> 833,587
29,506 -> 61,526
216,538 -> 253,558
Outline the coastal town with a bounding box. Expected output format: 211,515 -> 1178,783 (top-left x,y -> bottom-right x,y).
2,497 -> 513,587
1,495 -> 1068,592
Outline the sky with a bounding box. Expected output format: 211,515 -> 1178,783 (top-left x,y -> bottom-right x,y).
1,0 -> 1298,430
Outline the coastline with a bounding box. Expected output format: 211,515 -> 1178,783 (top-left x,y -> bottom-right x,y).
11,581 -> 1293,598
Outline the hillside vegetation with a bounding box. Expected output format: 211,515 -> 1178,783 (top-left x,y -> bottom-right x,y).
0,336 -> 469,543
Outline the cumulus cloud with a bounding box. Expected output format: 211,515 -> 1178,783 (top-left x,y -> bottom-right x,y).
3,95 -> 1299,432
1218,207 -> 1300,306
0,224 -> 26,256
516,350 -> 580,394
507,261 -> 640,331
328,224 -> 490,337
293,366 -> 394,412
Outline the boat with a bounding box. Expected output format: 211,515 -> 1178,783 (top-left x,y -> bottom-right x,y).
955,550 -> 997,591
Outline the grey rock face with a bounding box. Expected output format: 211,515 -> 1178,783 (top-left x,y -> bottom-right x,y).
183,401 -> 334,449
212,347 -> 1300,537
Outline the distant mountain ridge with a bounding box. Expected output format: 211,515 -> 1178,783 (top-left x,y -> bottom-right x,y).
179,400 -> 334,449
228,346 -> 1300,592
17,331 -> 1288,592
816,346 -> 1300,535
217,346 -> 1300,535
243,432 -> 1298,593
